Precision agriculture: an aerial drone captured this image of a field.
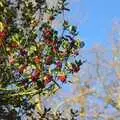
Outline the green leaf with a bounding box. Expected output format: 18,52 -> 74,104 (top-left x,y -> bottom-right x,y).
62,40 -> 70,49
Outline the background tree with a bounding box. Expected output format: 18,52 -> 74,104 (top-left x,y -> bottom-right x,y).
43,21 -> 120,120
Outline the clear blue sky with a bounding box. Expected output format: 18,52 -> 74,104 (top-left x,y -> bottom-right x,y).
67,0 -> 120,48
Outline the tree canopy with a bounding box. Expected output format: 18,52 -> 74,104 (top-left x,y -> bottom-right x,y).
0,0 -> 84,119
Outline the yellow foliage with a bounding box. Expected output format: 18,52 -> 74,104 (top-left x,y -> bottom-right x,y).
80,107 -> 86,117
116,96 -> 120,109
0,22 -> 4,32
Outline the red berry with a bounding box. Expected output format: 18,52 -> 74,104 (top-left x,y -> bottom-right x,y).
0,32 -> 6,39
31,69 -> 40,82
19,65 -> 27,73
45,39 -> 52,45
52,47 -> 58,53
56,61 -> 62,69
44,74 -> 53,85
59,74 -> 67,83
0,32 -> 6,47
34,56 -> 41,64
46,56 -> 53,65
44,28 -> 53,38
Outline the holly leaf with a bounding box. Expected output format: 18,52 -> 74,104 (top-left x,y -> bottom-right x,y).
75,59 -> 83,66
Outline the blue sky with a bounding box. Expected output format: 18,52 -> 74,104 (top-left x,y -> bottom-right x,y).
45,1 -> 120,116
67,0 -> 120,48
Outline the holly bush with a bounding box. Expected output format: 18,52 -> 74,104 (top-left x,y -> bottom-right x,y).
0,0 -> 84,116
